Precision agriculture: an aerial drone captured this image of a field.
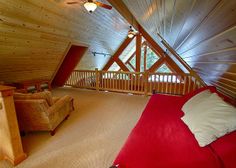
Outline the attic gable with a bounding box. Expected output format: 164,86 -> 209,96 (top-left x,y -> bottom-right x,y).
108,0 -> 236,100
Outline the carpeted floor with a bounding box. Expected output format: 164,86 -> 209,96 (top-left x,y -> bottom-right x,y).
0,87 -> 149,168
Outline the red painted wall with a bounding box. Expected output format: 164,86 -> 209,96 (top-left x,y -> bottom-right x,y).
52,45 -> 88,87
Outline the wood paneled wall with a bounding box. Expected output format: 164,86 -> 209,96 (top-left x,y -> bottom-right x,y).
1,0 -> 235,99
0,0 -> 129,83
123,0 -> 236,99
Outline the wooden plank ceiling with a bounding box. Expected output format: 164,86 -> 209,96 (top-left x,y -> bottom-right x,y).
0,0 -> 129,82
0,0 -> 235,99
122,0 -> 236,99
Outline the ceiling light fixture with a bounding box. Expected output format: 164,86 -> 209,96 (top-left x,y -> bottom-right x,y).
84,0 -> 97,13
128,26 -> 135,38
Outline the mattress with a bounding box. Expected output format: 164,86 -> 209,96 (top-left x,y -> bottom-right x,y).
113,94 -> 236,168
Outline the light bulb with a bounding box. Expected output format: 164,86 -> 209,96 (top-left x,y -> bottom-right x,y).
84,2 -> 97,13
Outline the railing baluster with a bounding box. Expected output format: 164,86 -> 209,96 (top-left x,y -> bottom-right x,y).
65,70 -> 203,96
188,75 -> 191,94
174,75 -> 177,95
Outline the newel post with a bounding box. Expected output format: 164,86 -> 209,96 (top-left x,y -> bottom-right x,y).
144,71 -> 149,96
95,68 -> 99,91
0,85 -> 27,165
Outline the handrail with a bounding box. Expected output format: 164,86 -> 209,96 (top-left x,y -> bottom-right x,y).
65,69 -> 204,96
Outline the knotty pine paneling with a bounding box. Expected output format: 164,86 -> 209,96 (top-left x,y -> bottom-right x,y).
0,0 -> 129,82
123,0 -> 236,99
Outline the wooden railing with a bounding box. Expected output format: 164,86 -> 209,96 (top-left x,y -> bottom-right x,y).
65,69 -> 205,96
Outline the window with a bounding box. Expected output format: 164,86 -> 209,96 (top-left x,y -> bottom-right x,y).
156,64 -> 172,73
145,47 -> 159,70
108,62 -> 120,71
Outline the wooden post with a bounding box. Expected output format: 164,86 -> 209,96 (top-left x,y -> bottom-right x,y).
143,44 -> 147,71
144,71 -> 149,96
103,36 -> 135,71
0,85 -> 27,165
95,68 -> 99,91
136,33 -> 142,72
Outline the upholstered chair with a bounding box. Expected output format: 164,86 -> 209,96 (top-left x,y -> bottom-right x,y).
13,91 -> 74,135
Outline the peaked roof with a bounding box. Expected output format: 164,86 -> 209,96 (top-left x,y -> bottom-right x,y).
0,0 -> 235,100
107,0 -> 236,100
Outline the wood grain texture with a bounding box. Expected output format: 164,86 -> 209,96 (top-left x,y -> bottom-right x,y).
0,0 -> 130,82
123,0 -> 236,99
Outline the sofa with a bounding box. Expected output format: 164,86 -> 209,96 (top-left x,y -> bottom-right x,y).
14,91 -> 74,135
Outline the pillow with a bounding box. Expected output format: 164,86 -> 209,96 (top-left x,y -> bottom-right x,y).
181,93 -> 236,147
183,86 -> 216,101
14,91 -> 53,106
182,90 -> 212,114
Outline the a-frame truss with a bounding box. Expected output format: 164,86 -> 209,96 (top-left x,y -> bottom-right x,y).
105,0 -> 205,86
102,31 -> 185,75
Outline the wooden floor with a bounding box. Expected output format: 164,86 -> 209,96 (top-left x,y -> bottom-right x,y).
0,87 -> 149,168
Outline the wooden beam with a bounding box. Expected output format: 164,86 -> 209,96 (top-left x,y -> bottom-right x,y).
159,35 -> 206,86
148,44 -> 184,74
160,38 -> 191,72
148,57 -> 165,72
125,41 -> 146,64
116,58 -> 130,72
143,44 -> 147,71
139,25 -> 165,57
127,62 -> 136,71
139,26 -> 185,74
125,52 -> 135,64
165,56 -> 184,74
145,42 -> 161,58
106,0 -> 139,30
103,36 -> 134,70
136,33 -> 142,72
165,61 -> 177,73
107,0 -> 187,77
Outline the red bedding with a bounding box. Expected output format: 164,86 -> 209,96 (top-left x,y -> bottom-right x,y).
113,94 -> 236,168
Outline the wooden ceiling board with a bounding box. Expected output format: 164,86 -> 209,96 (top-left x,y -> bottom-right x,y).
123,0 -> 236,99
180,26 -> 236,59
183,49 -> 236,62
177,0 -> 236,54
0,0 -> 130,82
172,0 -> 220,49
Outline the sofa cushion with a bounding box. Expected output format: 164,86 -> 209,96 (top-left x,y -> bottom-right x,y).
14,91 -> 53,106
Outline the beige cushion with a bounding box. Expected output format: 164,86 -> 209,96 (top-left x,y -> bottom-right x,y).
182,90 -> 212,114
182,93 -> 236,147
14,91 -> 53,106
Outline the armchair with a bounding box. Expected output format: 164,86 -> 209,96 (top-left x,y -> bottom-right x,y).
13,91 -> 74,135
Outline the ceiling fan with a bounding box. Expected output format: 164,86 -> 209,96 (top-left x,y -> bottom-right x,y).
66,0 -> 112,13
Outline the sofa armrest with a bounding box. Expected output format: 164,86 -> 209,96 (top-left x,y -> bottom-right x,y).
52,97 -> 60,104
46,95 -> 74,130
47,95 -> 74,116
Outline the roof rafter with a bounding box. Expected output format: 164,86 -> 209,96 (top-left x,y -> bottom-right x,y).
103,36 -> 135,71
136,33 -> 142,72
116,58 -> 130,71
107,0 -> 205,85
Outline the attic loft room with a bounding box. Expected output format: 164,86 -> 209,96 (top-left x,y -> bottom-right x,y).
0,0 -> 236,167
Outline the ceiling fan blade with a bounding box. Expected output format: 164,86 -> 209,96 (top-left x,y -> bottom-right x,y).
94,1 -> 112,10
66,1 -> 79,4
